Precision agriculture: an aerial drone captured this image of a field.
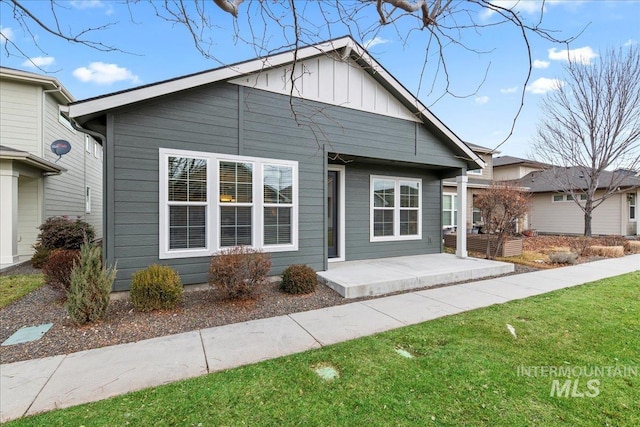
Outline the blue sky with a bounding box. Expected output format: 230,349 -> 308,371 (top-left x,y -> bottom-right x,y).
1,0 -> 639,158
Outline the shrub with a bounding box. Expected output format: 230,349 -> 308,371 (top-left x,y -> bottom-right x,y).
42,249 -> 80,294
31,243 -> 51,268
548,251 -> 578,265
66,242 -> 116,325
280,264 -> 318,294
130,264 -> 183,312
625,240 -> 640,254
37,216 -> 96,251
588,245 -> 624,258
208,246 -> 271,300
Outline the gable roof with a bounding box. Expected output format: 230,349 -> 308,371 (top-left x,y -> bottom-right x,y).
516,166 -> 640,193
0,67 -> 75,104
65,36 -> 484,170
493,155 -> 548,168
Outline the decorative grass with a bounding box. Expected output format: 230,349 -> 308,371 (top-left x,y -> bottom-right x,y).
7,272 -> 639,427
625,240 -> 640,254
0,274 -> 45,309
588,245 -> 625,258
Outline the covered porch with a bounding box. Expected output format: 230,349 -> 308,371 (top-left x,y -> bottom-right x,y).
318,253 -> 514,298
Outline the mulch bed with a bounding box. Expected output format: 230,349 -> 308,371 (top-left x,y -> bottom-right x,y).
1,263 -> 540,365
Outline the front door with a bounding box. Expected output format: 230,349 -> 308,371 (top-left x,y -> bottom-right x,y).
328,170 -> 339,258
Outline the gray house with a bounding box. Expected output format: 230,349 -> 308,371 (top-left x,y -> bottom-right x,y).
64,37 -> 484,291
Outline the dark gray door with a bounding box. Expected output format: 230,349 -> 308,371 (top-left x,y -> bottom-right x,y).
328,170 -> 339,258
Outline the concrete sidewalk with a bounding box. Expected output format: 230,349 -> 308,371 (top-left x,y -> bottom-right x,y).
2,255 -> 638,422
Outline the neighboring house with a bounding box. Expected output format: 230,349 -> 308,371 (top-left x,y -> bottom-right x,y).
65,36 -> 484,291
515,167 -> 640,236
442,143 -> 495,232
492,155 -> 548,181
0,67 -> 103,268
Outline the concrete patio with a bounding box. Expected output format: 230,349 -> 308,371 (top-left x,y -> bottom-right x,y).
318,253 -> 514,298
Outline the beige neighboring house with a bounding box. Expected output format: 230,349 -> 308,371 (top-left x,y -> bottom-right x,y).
0,67 -> 103,269
492,155 -> 549,181
442,143 -> 495,232
514,167 -> 640,236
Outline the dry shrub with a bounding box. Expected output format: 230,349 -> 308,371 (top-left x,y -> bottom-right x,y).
42,249 -> 81,294
548,251 -> 578,265
587,246 -> 625,258
625,240 -> 640,254
208,246 -> 272,300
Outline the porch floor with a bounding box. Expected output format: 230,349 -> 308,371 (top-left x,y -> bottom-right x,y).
318,253 -> 514,298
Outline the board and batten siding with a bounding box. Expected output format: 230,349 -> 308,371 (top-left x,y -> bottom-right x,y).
528,191 -> 625,235
106,83 -> 465,290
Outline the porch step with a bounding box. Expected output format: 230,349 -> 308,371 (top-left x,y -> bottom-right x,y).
318,253 -> 514,299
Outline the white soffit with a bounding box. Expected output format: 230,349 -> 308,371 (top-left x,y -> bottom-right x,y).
229,53 -> 421,123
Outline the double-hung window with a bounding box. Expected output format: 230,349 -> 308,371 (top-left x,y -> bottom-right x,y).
219,161 -> 253,247
370,176 -> 421,241
630,193 -> 637,221
442,193 -> 457,228
166,155 -> 208,252
160,148 -> 298,259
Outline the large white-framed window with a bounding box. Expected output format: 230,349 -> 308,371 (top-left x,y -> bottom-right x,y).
442,193 -> 457,228
370,175 -> 421,242
159,148 -> 298,259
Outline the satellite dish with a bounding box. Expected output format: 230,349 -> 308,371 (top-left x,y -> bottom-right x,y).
50,140 -> 71,162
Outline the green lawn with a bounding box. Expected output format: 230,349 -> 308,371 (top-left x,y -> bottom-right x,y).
8,272 -> 639,426
0,274 -> 44,309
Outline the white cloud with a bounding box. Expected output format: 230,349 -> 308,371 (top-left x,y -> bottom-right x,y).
22,56 -> 56,69
0,26 -> 15,42
500,86 -> 518,94
525,77 -> 564,94
480,0 -> 544,19
533,59 -> 550,69
475,96 -> 490,105
73,62 -> 140,85
548,46 -> 598,65
69,0 -> 104,9
364,37 -> 389,49
624,39 -> 638,47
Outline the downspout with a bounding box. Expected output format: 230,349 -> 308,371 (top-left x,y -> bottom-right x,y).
67,119 -> 108,264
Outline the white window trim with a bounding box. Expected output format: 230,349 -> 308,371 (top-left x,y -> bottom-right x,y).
85,186 -> 91,214
85,135 -> 91,152
443,192 -> 457,228
370,175 -> 422,242
159,148 -> 298,259
467,169 -> 482,175
629,193 -> 637,221
552,193 -> 587,203
328,165 -> 345,263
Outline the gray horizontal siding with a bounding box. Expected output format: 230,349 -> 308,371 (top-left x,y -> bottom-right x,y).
342,163 -> 442,261
107,83 -> 459,290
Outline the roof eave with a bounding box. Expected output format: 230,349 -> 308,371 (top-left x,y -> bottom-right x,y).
0,151 -> 66,174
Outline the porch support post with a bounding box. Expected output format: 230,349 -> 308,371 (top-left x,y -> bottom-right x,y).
0,162 -> 19,265
456,175 -> 468,258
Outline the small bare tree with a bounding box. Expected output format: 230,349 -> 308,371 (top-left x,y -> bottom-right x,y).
532,46 -> 640,236
474,182 -> 530,259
